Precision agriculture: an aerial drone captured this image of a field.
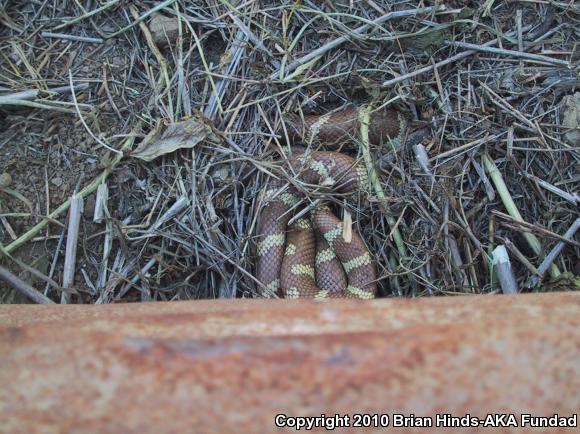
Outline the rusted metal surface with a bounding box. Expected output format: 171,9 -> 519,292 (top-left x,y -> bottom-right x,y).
0,293 -> 579,433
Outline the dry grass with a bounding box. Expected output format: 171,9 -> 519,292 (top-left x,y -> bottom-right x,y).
0,0 -> 578,303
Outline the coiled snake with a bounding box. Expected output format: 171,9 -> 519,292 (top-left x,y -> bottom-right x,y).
256,106 -> 407,298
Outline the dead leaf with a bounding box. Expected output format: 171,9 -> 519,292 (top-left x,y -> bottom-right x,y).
131,114 -> 220,161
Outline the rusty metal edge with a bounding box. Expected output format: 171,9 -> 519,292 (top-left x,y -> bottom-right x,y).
0,292 -> 579,433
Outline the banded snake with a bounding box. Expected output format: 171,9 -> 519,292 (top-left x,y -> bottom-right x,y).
256,106 -> 407,299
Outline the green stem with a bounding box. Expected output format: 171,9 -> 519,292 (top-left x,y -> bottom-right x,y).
482,153 -> 560,278
359,105 -> 407,260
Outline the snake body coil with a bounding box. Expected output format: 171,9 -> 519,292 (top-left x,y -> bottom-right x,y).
256,107 -> 406,298
285,106 -> 407,149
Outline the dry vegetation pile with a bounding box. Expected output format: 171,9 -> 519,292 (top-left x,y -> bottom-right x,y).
0,0 -> 578,303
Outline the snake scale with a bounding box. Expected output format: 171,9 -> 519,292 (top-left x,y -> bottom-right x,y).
256,106 -> 407,299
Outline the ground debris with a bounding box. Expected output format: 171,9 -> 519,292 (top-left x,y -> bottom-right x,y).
0,1 -> 578,302
148,13 -> 181,48
562,92 -> 580,146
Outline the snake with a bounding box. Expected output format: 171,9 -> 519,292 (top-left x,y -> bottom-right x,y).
256,106 -> 407,299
